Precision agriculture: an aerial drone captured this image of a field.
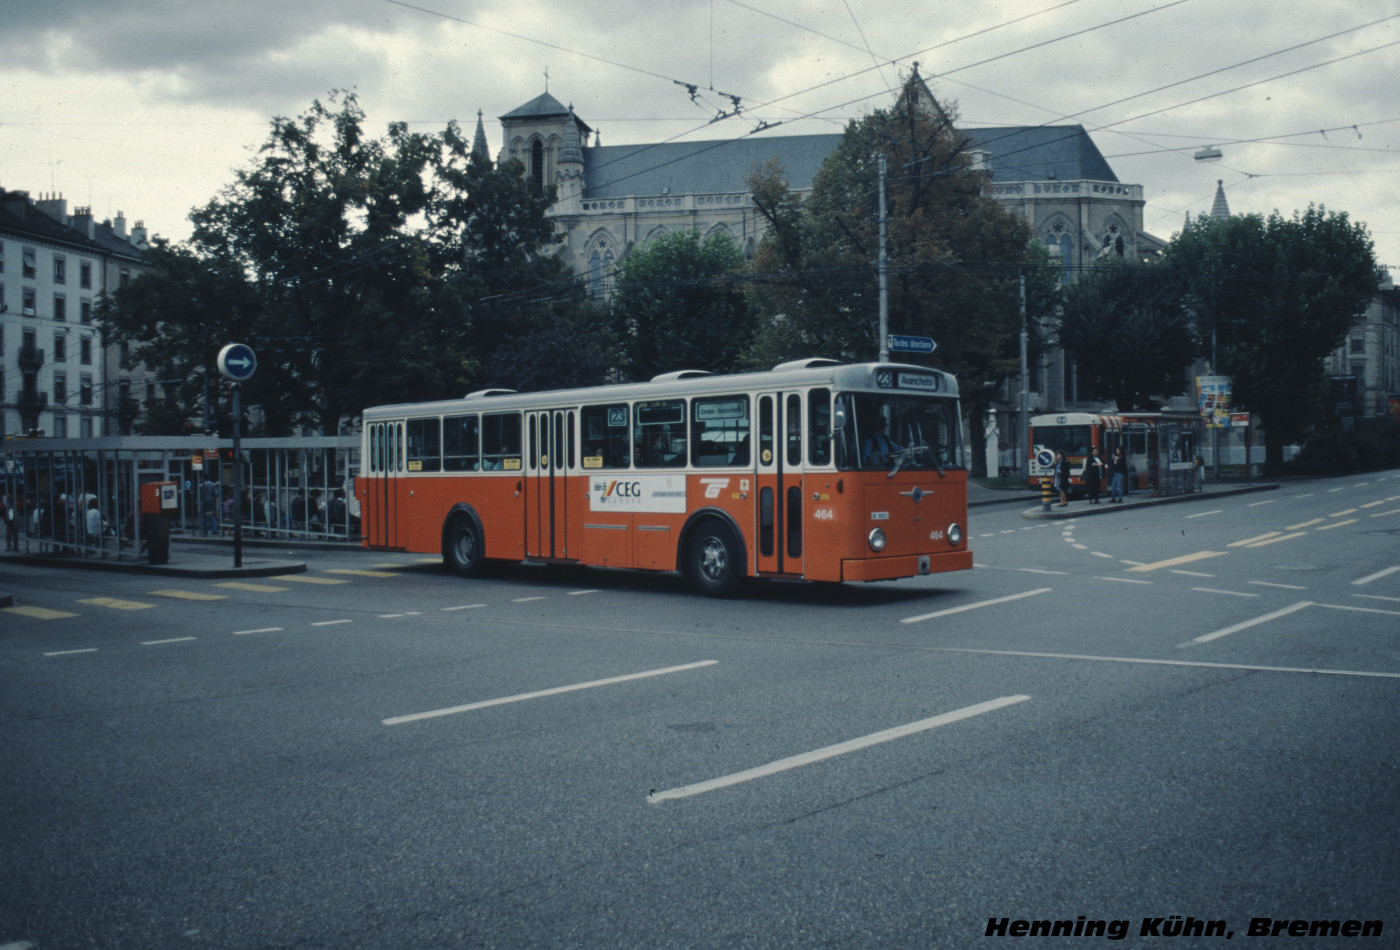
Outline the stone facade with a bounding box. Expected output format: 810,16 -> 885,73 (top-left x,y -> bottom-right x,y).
494,73 -> 1161,307
0,189 -> 155,440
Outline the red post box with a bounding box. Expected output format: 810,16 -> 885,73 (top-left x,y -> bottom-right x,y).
139,480 -> 178,564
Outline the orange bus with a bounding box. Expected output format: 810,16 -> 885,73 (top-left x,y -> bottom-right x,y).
1028,411 -> 1201,495
358,359 -> 972,595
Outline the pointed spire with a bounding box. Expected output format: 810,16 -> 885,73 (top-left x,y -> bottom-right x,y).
472,110 -> 490,160
1184,210 -> 1192,229
1210,179 -> 1230,218
558,105 -> 584,167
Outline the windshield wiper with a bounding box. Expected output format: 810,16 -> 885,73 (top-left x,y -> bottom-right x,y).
887,442 -> 944,478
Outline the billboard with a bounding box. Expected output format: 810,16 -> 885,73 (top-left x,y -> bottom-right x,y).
1196,376 -> 1232,428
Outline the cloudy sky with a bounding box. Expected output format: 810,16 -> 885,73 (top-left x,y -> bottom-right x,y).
3,0 -> 1397,268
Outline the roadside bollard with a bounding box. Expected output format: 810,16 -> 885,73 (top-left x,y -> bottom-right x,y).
1040,476 -> 1052,512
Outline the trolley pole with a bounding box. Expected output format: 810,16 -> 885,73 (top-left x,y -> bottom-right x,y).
877,153 -> 890,363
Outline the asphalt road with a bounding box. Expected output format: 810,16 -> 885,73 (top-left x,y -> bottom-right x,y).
2,471 -> 1397,949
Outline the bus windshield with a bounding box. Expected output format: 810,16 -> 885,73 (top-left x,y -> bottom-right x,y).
838,393 -> 963,473
1034,425 -> 1092,456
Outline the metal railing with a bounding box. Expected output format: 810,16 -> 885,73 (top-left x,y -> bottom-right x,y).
2,435 -> 360,561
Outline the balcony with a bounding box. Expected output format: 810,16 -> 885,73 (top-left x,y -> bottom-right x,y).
18,346 -> 44,370
17,390 -> 49,411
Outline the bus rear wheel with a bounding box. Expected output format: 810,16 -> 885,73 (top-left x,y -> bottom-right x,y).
444,514 -> 484,578
688,521 -> 741,597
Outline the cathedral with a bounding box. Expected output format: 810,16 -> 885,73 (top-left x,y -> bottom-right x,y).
489,68 -> 1164,297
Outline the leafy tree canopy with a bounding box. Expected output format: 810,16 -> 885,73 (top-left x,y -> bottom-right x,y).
1169,206 -> 1380,473
746,72 -> 1056,473
99,91 -> 600,434
610,229 -> 753,381
1056,260 -> 1199,411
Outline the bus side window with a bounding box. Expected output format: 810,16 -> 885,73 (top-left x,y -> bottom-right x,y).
759,395 -> 774,466
482,412 -> 522,471
406,418 -> 441,473
808,388 -> 831,466
635,399 -> 687,468
785,394 -> 802,467
443,415 -> 480,471
581,404 -> 630,469
691,395 -> 749,467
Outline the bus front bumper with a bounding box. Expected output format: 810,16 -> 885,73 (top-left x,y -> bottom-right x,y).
841,549 -> 973,582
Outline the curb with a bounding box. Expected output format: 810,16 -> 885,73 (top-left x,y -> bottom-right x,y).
0,551 -> 308,579
1018,482 -> 1279,520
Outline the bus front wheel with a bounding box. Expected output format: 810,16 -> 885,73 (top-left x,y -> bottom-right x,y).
688,522 -> 741,597
444,515 -> 484,578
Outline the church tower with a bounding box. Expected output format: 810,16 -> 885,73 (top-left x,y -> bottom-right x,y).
497,90 -> 592,200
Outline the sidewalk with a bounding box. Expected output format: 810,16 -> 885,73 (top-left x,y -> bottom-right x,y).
963,477 -> 1279,519
0,537 -> 308,586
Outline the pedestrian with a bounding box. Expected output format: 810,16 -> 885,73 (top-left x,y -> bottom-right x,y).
200,478 -> 220,536
1084,447 -> 1104,504
1194,454 -> 1205,492
85,498 -> 105,551
1109,447 -> 1128,503
3,492 -> 19,551
1055,450 -> 1071,507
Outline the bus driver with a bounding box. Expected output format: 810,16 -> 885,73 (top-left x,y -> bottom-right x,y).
862,417 -> 903,466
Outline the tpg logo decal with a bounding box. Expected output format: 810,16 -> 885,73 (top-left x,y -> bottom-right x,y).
700,477 -> 730,499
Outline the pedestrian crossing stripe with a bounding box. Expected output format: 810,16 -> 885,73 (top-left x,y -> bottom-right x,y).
215,581 -> 291,592
79,597 -> 156,610
2,605 -> 80,620
269,575 -> 348,585
149,589 -> 228,601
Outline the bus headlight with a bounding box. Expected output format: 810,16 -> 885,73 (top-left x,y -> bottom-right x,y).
947,522 -> 963,546
868,527 -> 887,552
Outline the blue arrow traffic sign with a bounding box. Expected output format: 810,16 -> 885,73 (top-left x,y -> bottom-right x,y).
889,334 -> 936,354
217,343 -> 258,382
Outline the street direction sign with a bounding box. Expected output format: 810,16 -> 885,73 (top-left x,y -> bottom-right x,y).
890,334 -> 936,354
217,343 -> 258,382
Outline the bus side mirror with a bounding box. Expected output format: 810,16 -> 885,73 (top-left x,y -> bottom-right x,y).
832,405 -> 847,431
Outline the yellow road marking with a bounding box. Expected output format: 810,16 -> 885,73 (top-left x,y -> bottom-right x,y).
270,575 -> 348,585
1316,519 -> 1357,531
79,597 -> 155,610
1370,509 -> 1400,518
1286,518 -> 1324,530
215,581 -> 291,592
1228,532 -> 1281,547
1245,532 -> 1308,547
2,605 -> 80,620
149,589 -> 227,601
1125,551 -> 1227,573
1329,508 -> 1358,517
324,569 -> 400,578
1359,500 -> 1385,509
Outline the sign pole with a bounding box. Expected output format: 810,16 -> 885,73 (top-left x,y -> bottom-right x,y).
232,383 -> 243,568
216,343 -> 258,569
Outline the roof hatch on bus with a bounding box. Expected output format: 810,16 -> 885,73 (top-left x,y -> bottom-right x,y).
772,358 -> 839,372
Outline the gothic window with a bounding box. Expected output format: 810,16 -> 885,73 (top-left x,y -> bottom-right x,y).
1099,222 -> 1126,259
531,139 -> 545,190
588,236 -> 616,299
1046,221 -> 1073,281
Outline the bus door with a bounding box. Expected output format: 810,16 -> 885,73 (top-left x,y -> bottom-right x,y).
755,392 -> 804,576
1122,423 -> 1149,491
366,421 -> 400,549
526,410 -> 571,559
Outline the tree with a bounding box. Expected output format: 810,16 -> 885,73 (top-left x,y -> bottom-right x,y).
610,230 -> 754,381
100,91 -> 605,434
1169,207 -> 1380,474
746,70 -> 1055,475
1056,260 -> 1199,411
